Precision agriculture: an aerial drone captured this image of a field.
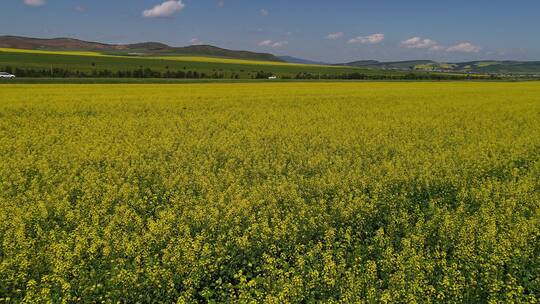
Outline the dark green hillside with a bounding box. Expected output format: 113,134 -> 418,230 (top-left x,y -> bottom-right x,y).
471,61 -> 540,74
0,35 -> 284,62
114,45 -> 283,62
342,60 -> 436,69
340,60 -> 381,67
339,58 -> 540,75
0,49 -> 410,79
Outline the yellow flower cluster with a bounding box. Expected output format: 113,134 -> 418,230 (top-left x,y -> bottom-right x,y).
0,82 -> 539,303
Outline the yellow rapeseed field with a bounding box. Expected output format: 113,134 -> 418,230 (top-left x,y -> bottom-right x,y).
0,82 -> 539,302
0,48 -> 106,57
0,47 -> 313,67
151,56 -> 316,67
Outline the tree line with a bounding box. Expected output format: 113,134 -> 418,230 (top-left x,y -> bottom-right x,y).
1,66 -> 501,80
0,66 -> 234,79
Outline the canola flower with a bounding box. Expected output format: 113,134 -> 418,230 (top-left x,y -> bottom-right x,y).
0,48 -> 315,67
0,82 -> 539,303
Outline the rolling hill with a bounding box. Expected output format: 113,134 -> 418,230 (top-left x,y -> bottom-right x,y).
3,36 -> 539,76
278,56 -> 328,65
0,47 -> 409,80
339,59 -> 540,74
0,35 -> 283,62
0,35 -> 122,50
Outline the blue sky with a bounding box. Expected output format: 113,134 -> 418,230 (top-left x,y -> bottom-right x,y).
1,0 -> 539,62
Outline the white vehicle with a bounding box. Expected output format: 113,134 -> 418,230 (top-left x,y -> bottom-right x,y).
0,72 -> 16,78
268,76 -> 277,80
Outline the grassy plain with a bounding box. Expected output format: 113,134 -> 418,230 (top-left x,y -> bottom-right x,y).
0,82 -> 539,302
0,48 -> 317,66
0,48 -> 388,79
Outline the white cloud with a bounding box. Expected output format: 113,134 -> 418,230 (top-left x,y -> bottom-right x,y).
401,37 -> 481,53
24,0 -> 45,6
260,8 -> 269,16
143,0 -> 185,18
430,45 -> 445,51
258,40 -> 288,48
326,32 -> 344,40
446,42 -> 481,53
348,33 -> 385,44
401,37 -> 439,50
271,41 -> 288,48
190,38 -> 204,45
257,40 -> 273,46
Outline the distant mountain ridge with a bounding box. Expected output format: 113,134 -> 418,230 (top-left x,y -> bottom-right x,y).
279,56 -> 540,74
277,56 -> 327,65
338,59 -> 540,74
0,35 -> 122,50
2,36 -> 539,74
0,35 -> 284,62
